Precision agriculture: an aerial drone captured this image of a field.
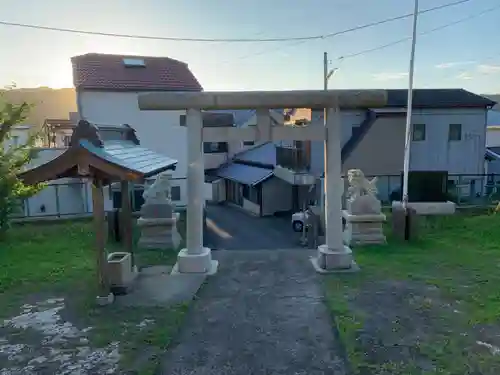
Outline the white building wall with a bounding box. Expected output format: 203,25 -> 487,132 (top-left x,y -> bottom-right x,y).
409,108 -> 487,175
309,107 -> 487,177
3,125 -> 32,150
78,90 -> 189,207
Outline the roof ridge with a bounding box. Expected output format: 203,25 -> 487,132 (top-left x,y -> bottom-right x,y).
71,52 -> 188,66
232,141 -> 272,159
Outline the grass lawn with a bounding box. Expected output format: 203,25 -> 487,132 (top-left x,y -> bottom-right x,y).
0,214 -> 187,375
326,210 -> 500,375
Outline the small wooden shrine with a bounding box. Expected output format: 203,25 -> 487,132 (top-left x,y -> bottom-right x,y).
19,120 -> 178,296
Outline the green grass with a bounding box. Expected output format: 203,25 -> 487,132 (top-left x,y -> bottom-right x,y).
0,215 -> 188,374
0,220 -> 96,293
325,211 -> 500,374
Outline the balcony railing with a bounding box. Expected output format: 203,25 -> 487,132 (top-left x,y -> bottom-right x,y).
276,145 -> 310,172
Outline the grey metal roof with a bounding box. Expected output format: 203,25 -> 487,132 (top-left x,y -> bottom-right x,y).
80,139 -> 177,177
487,147 -> 500,160
216,162 -> 273,186
386,89 -> 495,108
234,142 -> 277,167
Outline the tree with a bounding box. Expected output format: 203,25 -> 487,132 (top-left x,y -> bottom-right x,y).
0,98 -> 43,237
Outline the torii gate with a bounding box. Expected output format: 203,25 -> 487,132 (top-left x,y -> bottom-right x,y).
138,90 -> 387,273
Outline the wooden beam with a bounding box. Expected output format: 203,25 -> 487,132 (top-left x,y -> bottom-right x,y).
92,179 -> 109,295
138,90 -> 387,111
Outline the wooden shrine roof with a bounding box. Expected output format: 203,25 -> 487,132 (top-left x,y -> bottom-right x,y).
19,120 -> 177,185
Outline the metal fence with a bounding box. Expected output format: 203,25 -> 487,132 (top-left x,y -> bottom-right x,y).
12,173 -> 500,222
12,177 -> 191,221
11,181 -> 92,221
356,173 -> 500,207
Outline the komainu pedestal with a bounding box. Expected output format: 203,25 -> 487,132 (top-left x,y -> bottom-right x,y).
137,172 -> 181,250
342,169 -> 386,246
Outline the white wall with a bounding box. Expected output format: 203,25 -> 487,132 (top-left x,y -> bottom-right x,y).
79,90 -> 188,205
310,107 -> 487,177
3,126 -> 32,150
409,108 -> 487,175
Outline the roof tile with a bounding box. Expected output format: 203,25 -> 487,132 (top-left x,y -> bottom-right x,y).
72,53 -> 202,92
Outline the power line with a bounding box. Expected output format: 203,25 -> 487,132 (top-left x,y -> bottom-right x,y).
0,0 -> 472,43
336,3 -> 500,61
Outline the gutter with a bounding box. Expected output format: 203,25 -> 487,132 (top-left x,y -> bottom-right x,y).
76,87 -> 85,121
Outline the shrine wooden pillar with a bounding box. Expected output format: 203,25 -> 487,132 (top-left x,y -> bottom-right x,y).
120,180 -> 133,253
92,178 -> 109,295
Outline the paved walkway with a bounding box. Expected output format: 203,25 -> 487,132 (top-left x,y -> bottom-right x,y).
160,249 -> 347,375
205,205 -> 301,250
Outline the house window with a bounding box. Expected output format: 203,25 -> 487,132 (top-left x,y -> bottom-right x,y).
448,123 -> 462,141
63,135 -> 72,147
11,136 -> 19,147
412,124 -> 426,141
243,141 -> 255,146
123,58 -> 145,67
171,186 -> 181,201
203,142 -> 228,153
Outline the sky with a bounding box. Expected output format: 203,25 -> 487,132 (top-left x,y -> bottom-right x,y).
1,0 -> 500,93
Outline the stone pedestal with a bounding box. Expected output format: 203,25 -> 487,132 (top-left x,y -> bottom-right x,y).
342,194 -> 386,246
137,213 -> 181,250
171,247 -> 218,275
137,172 -> 182,251
311,244 -> 359,273
392,205 -> 419,241
342,212 -> 386,246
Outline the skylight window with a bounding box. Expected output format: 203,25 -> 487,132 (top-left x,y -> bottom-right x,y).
123,58 -> 146,67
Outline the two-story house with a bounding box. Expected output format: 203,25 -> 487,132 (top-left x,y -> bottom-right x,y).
71,53 -> 203,208
213,89 -> 496,216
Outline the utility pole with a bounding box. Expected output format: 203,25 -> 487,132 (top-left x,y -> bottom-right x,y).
323,52 -> 338,91
402,0 -> 419,211
324,52 -> 328,91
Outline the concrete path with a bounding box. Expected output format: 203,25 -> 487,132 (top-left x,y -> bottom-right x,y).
160,249 -> 347,375
205,204 -> 301,250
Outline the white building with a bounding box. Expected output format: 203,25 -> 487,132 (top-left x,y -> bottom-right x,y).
41,118 -> 75,148
3,124 -> 37,150
71,53 -> 203,208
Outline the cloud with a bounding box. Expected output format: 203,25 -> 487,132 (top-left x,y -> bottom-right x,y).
435,61 -> 476,69
371,72 -> 408,81
456,72 -> 473,80
477,64 -> 500,74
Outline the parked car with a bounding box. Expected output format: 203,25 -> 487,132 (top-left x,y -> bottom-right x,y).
292,209 -> 346,232
291,211 -> 309,232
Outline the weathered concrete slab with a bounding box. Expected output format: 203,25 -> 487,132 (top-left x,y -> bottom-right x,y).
115,266 -> 206,307
160,249 -> 348,375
